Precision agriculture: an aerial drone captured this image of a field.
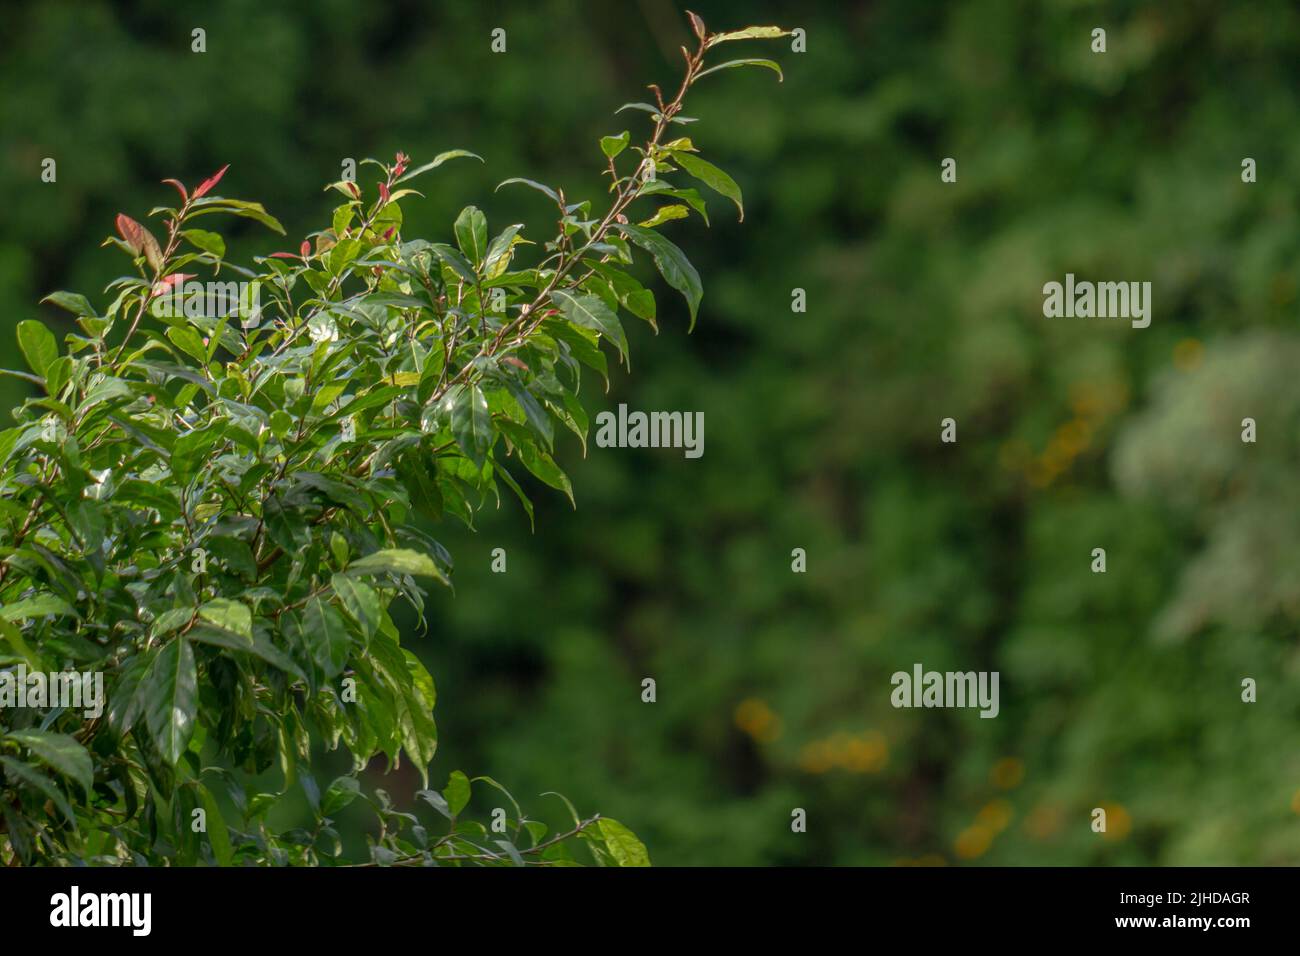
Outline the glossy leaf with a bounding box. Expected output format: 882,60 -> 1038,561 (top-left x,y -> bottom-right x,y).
671,153 -> 744,221
618,224 -> 703,330
16,320 -> 57,378
144,637 -> 198,766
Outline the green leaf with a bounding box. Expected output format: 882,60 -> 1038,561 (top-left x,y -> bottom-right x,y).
4,730 -> 93,796
171,421 -> 227,481
542,790 -> 584,828
40,291 -> 96,317
116,479 -> 181,520
77,376 -> 134,416
495,839 -> 526,866
166,326 -> 208,364
671,153 -> 744,221
484,224 -> 526,279
347,548 -> 446,581
616,102 -> 698,125
496,177 -> 561,204
428,243 -> 478,285
330,385 -> 403,420
454,205 -> 488,265
597,818 -> 651,866
204,536 -> 257,579
695,57 -> 784,83
302,595 -> 352,679
327,238 -> 363,277
16,320 -> 58,378
618,224 -> 703,331
444,770 -> 472,816
405,649 -> 437,712
197,784 -> 234,865
188,199 -> 286,234
616,102 -> 662,116
501,422 -> 574,506
199,598 -> 252,638
543,319 -> 608,385
66,499 -> 105,552
152,608 -> 194,640
705,25 -> 791,47
640,181 -> 710,224
145,637 -> 198,766
182,229 -> 226,258
505,379 -> 554,450
331,573 -> 380,640
601,131 -> 630,159
0,619 -> 43,670
495,464 -> 534,531
105,651 -> 153,738
0,757 -> 75,824
471,774 -> 522,821
189,625 -> 303,678
448,382 -> 493,469
551,290 -> 628,363
0,594 -> 80,621
638,204 -> 690,229
44,356 -> 73,397
321,775 -> 361,816
394,149 -> 483,185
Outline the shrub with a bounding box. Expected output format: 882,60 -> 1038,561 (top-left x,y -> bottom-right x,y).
0,13 -> 786,866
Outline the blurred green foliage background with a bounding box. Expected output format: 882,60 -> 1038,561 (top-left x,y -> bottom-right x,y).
3,0 -> 1299,865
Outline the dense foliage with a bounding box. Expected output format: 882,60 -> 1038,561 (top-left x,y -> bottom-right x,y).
0,12 -> 787,865
3,0 -> 1298,869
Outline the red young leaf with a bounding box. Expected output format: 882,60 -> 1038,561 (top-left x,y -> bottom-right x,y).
193,163 -> 230,199
378,182 -> 391,204
150,273 -> 196,297
116,212 -> 163,270
299,240 -> 311,258
268,252 -> 299,259
161,178 -> 188,202
116,214 -> 146,255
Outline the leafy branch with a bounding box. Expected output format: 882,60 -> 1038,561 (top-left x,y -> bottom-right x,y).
0,11 -> 788,867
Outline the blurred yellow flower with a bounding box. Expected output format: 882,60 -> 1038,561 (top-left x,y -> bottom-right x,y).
1098,802 -> 1132,841
1041,437 -> 1073,471
1057,419 -> 1092,455
733,697 -> 782,743
990,757 -> 1024,790
798,740 -> 834,774
840,731 -> 888,773
977,799 -> 1014,833
797,730 -> 888,774
954,824 -> 995,860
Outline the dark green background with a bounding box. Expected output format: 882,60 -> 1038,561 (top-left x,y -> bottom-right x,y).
3,0 -> 1299,865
